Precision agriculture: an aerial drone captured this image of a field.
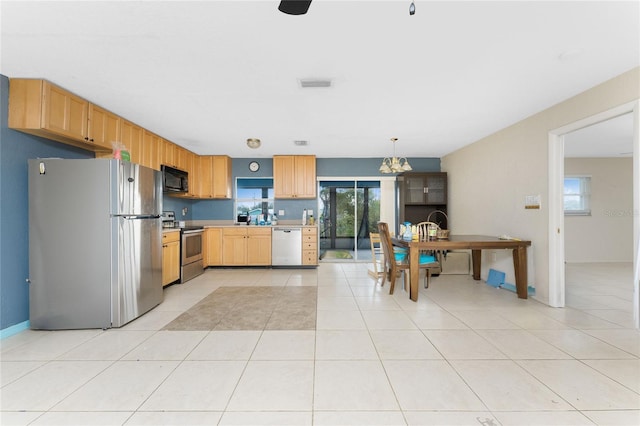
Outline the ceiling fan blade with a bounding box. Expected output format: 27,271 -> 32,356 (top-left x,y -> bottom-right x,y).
278,0 -> 312,15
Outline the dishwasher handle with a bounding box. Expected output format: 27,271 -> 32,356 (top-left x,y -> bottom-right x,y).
273,227 -> 301,233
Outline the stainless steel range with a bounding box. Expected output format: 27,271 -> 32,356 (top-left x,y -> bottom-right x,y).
162,211 -> 204,283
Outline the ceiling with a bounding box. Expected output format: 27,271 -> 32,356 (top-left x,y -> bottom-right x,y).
1,1 -> 638,159
564,112 -> 634,158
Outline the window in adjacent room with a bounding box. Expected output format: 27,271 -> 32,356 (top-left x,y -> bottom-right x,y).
564,175 -> 591,215
235,178 -> 274,220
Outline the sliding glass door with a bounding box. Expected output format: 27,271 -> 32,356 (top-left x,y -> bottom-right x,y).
318,180 -> 380,261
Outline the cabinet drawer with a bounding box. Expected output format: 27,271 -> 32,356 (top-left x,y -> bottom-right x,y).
303,234 -> 317,243
302,227 -> 317,235
248,227 -> 272,236
162,231 -> 180,243
302,250 -> 318,265
223,227 -> 247,237
303,242 -> 316,250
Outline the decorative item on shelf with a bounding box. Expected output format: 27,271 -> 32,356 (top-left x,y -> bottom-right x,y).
379,138 -> 412,174
427,210 -> 450,239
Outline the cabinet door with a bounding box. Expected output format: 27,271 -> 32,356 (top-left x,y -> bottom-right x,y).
184,151 -> 197,197
162,236 -> 180,286
222,228 -> 247,265
88,104 -> 121,150
211,156 -> 232,199
295,155 -> 317,198
142,131 -> 162,171
404,175 -> 428,204
122,121 -> 144,164
204,227 -> 223,266
162,140 -> 176,168
247,228 -> 271,265
424,174 -> 447,204
42,81 -> 88,141
197,156 -> 213,198
273,155 -> 296,198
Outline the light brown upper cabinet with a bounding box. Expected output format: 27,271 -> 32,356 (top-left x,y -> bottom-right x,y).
198,155 -> 232,199
273,155 -> 317,199
9,79 -> 92,150
121,120 -> 144,164
88,104 -> 121,150
9,78 -> 125,153
142,130 -> 162,171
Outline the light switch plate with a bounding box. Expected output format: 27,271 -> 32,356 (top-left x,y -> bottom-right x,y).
307,209 -> 313,216
525,195 -> 541,209
278,210 -> 285,216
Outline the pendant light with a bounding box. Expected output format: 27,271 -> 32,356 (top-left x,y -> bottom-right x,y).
379,138 -> 412,174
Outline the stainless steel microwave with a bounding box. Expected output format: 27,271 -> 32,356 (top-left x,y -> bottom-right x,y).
161,165 -> 188,193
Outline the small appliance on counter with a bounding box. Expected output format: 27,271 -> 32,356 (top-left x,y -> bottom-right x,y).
162,211 -> 177,228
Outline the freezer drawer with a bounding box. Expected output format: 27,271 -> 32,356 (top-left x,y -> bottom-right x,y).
271,227 -> 302,266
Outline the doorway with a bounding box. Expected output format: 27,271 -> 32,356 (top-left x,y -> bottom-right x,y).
563,114 -> 634,321
318,180 -> 381,262
548,100 -> 639,328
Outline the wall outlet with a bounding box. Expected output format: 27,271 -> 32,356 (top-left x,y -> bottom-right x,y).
307,209 -> 313,216
278,210 -> 285,216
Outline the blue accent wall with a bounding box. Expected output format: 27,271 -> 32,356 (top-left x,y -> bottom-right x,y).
0,75 -> 93,330
191,157 -> 440,221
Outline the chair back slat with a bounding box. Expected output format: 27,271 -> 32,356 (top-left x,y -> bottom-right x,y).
377,222 -> 396,270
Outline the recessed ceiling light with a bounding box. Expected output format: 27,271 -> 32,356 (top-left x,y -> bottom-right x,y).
294,140 -> 308,146
299,79 -> 332,88
246,138 -> 261,149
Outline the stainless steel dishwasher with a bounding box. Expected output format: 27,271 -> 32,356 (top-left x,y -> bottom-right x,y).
271,227 -> 302,266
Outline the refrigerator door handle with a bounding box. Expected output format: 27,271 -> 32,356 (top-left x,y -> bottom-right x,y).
113,215 -> 161,220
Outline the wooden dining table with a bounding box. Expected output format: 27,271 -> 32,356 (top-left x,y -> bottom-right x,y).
391,235 -> 532,302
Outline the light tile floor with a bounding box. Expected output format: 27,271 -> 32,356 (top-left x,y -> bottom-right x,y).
1,263 -> 639,426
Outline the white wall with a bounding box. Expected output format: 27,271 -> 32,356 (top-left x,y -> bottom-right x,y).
441,67 -> 640,304
565,158 -> 633,263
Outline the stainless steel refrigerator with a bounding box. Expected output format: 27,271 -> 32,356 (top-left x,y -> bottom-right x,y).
28,158 -> 163,329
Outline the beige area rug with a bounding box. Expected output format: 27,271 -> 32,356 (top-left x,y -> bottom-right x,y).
163,286 -> 317,331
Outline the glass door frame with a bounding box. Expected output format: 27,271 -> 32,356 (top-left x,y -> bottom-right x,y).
316,176 -> 383,262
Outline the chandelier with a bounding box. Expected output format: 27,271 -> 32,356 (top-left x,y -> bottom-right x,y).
379,138 -> 412,174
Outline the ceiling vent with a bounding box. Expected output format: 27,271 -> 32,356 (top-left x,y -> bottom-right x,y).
299,79 -> 332,88
294,140 -> 308,146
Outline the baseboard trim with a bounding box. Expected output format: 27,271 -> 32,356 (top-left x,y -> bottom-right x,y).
0,320 -> 30,340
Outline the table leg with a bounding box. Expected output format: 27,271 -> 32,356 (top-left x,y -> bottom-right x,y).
512,246 -> 528,299
471,250 -> 481,280
409,245 -> 419,301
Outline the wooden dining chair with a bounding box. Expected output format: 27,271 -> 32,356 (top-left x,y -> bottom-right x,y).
377,222 -> 439,294
416,221 -> 443,276
367,232 -> 385,282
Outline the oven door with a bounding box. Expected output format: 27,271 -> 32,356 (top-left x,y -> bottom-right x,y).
181,230 -> 203,265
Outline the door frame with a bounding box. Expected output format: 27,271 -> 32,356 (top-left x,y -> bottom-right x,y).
548,100 -> 640,328
316,176 -> 394,261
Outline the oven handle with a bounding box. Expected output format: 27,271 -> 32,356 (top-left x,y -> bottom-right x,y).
182,229 -> 204,235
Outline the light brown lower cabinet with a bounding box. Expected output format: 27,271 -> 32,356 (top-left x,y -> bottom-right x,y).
222,227 -> 271,266
302,226 -> 318,265
203,227 -> 223,266
162,231 -> 180,286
